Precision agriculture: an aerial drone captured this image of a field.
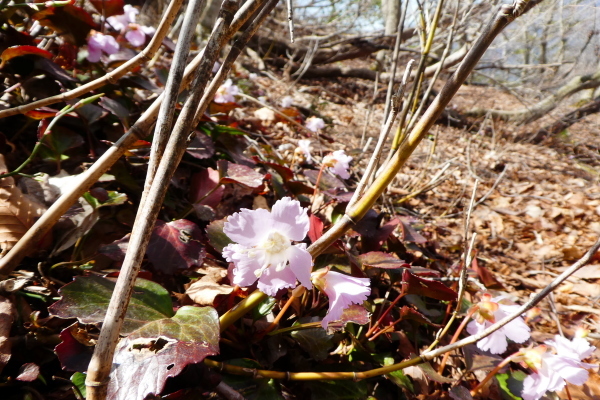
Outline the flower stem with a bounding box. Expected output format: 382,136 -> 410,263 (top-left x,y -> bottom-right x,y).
437,306 -> 478,374
470,352 -> 519,396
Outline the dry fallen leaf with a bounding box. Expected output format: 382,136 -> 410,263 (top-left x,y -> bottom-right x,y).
186,266 -> 233,306
0,154 -> 46,253
0,295 -> 14,374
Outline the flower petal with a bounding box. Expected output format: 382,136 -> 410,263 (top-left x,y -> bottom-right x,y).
257,265 -> 297,296
222,244 -> 262,287
286,244 -> 313,289
320,271 -> 370,329
502,317 -> 530,344
270,197 -> 309,241
224,208 -> 272,246
125,29 -> 146,47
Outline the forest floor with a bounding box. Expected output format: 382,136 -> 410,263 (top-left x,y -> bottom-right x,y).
250,69 -> 600,398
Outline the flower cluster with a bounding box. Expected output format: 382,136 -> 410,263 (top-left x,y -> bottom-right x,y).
519,335 -> 596,400
467,293 -> 530,354
223,197 -> 370,328
87,5 -> 155,62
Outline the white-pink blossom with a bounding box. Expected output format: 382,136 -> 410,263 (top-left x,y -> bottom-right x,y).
214,79 -> 239,103
107,5 -> 154,47
87,32 -> 119,62
323,150 -> 353,179
466,294 -> 530,354
107,4 -> 138,31
222,197 -> 313,296
311,268 -> 370,329
305,116 -> 325,132
296,140 -> 313,164
280,96 -> 294,108
521,336 -> 596,400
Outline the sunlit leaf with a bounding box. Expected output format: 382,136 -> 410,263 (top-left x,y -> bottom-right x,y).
0,45 -> 53,69
205,218 -> 232,253
359,252 -> 408,269
146,219 -> 206,274
55,323 -> 95,372
49,275 -> 174,334
89,0 -> 124,17
107,306 -> 219,400
401,269 -> 457,301
219,161 -> 265,188
291,317 -> 333,361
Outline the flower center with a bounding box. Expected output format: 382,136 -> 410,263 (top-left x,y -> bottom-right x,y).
253,231 -> 292,278
260,231 -> 290,254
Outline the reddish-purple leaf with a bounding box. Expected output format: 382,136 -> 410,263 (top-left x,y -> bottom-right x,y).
98,234 -> 129,261
262,162 -> 294,182
354,210 -> 399,252
286,180 -> 314,196
32,5 -> 99,47
0,296 -> 14,375
186,133 -> 215,160
326,304 -> 370,333
397,216 -> 427,243
308,214 -> 324,243
471,257 -> 503,289
16,363 -> 40,382
359,251 -> 408,269
401,270 -> 457,301
303,169 -> 345,190
146,220 -> 206,273
398,306 -> 441,327
190,168 -> 224,207
55,324 -> 94,372
0,45 -> 53,69
107,306 -> 219,400
323,189 -> 354,202
89,0 -> 124,17
218,161 -> 265,188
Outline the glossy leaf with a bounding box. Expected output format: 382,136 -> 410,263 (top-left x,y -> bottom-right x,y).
401,270 -> 457,301
0,45 -> 53,69
397,216 -> 427,243
308,214 -> 324,243
49,275 -> 174,334
107,306 -> 219,400
186,133 -> 215,159
89,0 -> 124,17
303,169 -> 345,190
190,168 -> 223,207
326,304 -> 370,333
55,324 -> 94,372
146,219 -> 206,274
219,161 -> 265,188
205,218 -> 232,253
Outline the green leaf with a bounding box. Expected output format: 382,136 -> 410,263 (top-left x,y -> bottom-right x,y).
70,372 -> 87,398
253,296 -> 276,321
497,371 -> 525,400
128,306 -> 220,344
206,218 -> 232,253
291,317 -> 333,361
49,275 -> 174,335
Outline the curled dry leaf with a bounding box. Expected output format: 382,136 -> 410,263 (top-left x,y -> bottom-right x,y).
0,154 -> 47,253
0,295 -> 14,375
186,266 -> 233,306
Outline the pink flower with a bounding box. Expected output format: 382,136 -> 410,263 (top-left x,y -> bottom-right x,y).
87,32 -> 119,62
222,197 -> 313,296
323,150 -> 353,179
466,294 -> 530,354
107,5 -> 154,47
311,268 -> 370,329
107,4 -> 138,31
521,336 -> 596,400
214,79 -> 239,103
295,140 -> 313,164
305,116 -> 325,132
